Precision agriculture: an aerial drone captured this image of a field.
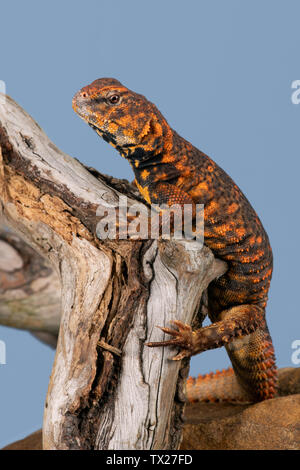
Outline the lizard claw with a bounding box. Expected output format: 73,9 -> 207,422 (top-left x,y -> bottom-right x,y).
145,320 -> 195,360
172,350 -> 191,361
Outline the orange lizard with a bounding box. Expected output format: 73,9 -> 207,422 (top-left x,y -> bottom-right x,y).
72,78 -> 277,403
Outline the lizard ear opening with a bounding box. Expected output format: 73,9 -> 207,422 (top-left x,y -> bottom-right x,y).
149,116 -> 163,139
139,116 -> 163,149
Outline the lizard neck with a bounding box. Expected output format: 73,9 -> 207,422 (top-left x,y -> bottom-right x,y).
128,122 -> 194,189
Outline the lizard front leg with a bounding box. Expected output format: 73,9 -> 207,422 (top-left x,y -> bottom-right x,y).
146,304 -> 266,360
147,304 -> 277,401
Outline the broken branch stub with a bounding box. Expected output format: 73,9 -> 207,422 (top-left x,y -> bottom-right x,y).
0,226 -> 61,339
0,94 -> 227,449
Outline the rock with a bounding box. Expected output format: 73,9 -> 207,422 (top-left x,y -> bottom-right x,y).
2,430 -> 42,450
277,367 -> 300,396
181,394 -> 300,450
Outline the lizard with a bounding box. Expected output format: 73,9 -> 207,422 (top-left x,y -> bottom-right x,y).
72,78 -> 277,403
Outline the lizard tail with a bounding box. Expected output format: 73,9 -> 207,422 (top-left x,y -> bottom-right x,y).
186,368 -> 253,404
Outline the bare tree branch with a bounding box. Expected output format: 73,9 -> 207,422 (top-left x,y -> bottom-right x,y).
0,226 -> 60,336
0,94 -> 226,450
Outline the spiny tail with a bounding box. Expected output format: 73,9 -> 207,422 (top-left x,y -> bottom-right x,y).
186,368 -> 253,404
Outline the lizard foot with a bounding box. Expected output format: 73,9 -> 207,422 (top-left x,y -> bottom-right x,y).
146,320 -> 195,360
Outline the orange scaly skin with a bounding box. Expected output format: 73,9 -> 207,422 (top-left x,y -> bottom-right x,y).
73,78 -> 277,403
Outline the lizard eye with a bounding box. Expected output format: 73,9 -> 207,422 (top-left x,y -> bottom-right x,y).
108,94 -> 121,105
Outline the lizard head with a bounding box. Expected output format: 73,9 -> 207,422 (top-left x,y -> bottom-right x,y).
72,78 -> 166,161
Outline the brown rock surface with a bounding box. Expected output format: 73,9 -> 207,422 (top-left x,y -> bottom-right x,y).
181,394 -> 300,450
2,430 -> 42,450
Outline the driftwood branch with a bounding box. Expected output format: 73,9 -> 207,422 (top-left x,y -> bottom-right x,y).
0,226 -> 60,344
0,93 -> 227,450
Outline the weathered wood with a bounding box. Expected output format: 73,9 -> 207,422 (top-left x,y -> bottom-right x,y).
0,226 -> 60,336
95,240 -> 226,450
0,94 -> 227,450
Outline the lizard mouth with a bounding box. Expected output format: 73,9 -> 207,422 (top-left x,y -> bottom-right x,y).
88,122 -> 100,132
88,122 -> 104,137
88,121 -> 120,147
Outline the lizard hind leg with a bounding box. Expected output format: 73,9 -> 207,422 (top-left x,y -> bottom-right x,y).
225,325 -> 278,402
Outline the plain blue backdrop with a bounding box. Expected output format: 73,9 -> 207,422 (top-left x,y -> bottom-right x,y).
0,0 -> 299,447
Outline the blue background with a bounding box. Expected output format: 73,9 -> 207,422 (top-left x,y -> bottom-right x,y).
0,0 -> 299,447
